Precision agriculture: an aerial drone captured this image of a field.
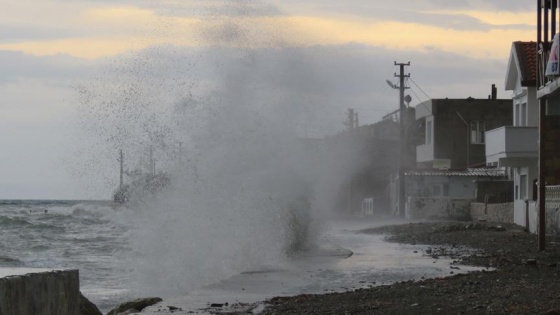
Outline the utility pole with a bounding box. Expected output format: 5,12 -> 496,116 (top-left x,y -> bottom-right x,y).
538,97 -> 546,250
148,147 -> 156,177
118,150 -> 124,189
344,108 -> 356,213
344,108 -> 356,131
395,62 -> 410,217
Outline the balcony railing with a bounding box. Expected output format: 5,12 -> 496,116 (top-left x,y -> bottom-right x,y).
485,126 -> 538,166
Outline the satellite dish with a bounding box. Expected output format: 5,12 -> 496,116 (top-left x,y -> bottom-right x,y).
404,94 -> 412,104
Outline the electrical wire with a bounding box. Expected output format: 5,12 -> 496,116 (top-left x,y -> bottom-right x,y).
408,77 -> 432,100
407,77 -> 432,114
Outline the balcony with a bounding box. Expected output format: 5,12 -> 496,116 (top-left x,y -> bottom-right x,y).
416,142 -> 434,163
485,126 -> 538,167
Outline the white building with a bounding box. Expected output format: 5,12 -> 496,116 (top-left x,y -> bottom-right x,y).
486,41 -> 539,231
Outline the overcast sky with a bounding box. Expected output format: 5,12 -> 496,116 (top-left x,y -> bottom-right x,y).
0,0 -> 535,200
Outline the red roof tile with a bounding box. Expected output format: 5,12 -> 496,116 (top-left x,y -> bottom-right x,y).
514,41 -> 537,87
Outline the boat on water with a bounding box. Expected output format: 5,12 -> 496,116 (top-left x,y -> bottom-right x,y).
113,149 -> 170,205
113,172 -> 170,204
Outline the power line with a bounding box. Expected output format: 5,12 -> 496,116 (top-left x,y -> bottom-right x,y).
408,77 -> 431,100
407,77 -> 432,114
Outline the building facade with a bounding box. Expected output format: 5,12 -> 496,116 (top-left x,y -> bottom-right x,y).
416,97 -> 512,170
486,41 -> 539,229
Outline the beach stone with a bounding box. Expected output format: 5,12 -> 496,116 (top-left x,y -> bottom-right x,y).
107,297 -> 163,315
118,309 -> 139,315
80,292 -> 102,315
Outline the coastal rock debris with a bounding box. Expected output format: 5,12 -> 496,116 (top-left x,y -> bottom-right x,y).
107,297 -> 163,315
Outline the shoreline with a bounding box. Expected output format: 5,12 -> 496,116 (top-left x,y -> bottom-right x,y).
104,219 -> 560,314
255,220 -> 560,314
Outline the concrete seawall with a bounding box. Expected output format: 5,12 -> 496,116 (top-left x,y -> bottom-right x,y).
0,269 -> 80,315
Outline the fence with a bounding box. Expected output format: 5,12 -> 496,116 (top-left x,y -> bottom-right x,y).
546,185 -> 560,234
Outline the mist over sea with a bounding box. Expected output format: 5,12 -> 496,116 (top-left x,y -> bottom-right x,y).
11,2 -> 374,313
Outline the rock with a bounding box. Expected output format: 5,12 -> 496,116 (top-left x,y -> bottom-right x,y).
523,259 -> 537,266
489,225 -> 506,232
107,297 -> 163,315
80,292 -> 103,315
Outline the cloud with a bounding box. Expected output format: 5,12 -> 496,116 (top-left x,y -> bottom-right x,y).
0,24 -> 85,43
0,0 -> 530,199
0,0 -> 535,60
0,50 -> 91,84
424,0 -> 533,12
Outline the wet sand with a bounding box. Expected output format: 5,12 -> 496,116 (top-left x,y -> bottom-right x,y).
262,221 -> 560,315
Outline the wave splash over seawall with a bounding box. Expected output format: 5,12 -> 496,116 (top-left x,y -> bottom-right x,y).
75,1 -> 360,298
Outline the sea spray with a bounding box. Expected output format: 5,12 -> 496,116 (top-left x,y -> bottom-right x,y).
74,0 -> 366,297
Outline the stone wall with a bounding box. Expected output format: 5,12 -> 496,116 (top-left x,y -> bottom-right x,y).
406,197 -> 472,221
0,269 -> 79,315
470,202 -> 514,223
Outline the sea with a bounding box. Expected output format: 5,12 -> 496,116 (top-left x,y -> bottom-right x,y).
0,199 -> 487,314
0,199 -> 133,312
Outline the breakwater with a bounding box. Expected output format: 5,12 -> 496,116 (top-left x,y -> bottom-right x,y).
0,269 -> 79,315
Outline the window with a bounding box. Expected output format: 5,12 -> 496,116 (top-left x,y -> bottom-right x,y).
433,184 -> 449,197
521,103 -> 527,126
426,120 -> 432,144
520,174 -> 528,200
470,121 -> 485,144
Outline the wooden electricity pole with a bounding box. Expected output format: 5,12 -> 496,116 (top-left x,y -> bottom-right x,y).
395,62 -> 410,217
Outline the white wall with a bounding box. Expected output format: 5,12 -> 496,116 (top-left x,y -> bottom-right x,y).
407,176 -> 476,199
406,197 -> 472,220
415,100 -> 433,119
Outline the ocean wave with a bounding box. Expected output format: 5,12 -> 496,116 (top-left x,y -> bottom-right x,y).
0,216 -> 32,227
0,255 -> 23,266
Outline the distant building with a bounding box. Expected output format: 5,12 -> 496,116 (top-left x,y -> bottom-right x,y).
415,96 -> 512,170
403,168 -> 510,220
328,107 -> 419,214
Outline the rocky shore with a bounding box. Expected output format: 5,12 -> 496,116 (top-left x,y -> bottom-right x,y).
257,221 -> 560,315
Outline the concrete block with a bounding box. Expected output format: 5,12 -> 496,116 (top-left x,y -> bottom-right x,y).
0,269 -> 79,315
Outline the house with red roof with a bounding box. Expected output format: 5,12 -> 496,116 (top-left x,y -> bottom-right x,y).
485,41 -> 539,232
